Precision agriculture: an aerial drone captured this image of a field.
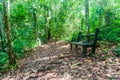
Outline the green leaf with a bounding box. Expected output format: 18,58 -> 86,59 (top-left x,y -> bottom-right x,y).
0,58 -> 8,64
0,3 -> 2,11
0,65 -> 9,70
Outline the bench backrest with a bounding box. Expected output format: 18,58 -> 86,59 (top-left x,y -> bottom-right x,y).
93,28 -> 99,46
77,32 -> 82,41
71,32 -> 82,42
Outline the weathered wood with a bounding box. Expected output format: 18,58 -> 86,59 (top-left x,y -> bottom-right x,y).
70,28 -> 99,56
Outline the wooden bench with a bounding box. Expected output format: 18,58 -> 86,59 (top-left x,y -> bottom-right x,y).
70,28 -> 99,56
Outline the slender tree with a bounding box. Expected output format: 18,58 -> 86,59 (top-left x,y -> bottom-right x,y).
0,10 -> 4,51
98,2 -> 102,28
47,9 -> 51,41
43,3 -> 51,43
85,0 -> 89,34
3,0 -> 16,66
0,25 -> 3,51
33,5 -> 37,40
44,5 -> 48,43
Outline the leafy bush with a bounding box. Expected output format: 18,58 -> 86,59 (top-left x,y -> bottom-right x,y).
114,46 -> 120,57
10,1 -> 27,22
0,3 -> 2,11
0,52 -> 9,71
13,26 -> 36,59
10,1 -> 37,59
99,27 -> 120,43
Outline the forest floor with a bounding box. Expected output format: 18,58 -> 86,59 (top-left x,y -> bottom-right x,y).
0,40 -> 120,80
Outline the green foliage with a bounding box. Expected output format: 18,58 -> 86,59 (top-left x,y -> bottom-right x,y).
99,27 -> 120,43
9,0 -> 120,47
12,24 -> 36,59
0,2 -> 2,11
10,2 -> 27,22
71,62 -> 81,67
0,52 -> 9,71
114,46 -> 120,57
10,1 -> 38,59
71,31 -> 79,41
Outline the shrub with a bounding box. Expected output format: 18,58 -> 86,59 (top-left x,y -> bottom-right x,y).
114,46 -> 120,57
100,27 -> 120,43
0,52 -> 9,71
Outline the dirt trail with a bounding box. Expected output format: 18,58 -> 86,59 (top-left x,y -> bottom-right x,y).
0,41 -> 120,80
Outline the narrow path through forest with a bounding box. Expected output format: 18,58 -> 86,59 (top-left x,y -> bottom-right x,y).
0,41 -> 120,80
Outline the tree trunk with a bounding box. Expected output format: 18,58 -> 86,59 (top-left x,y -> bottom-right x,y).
99,13 -> 102,27
98,7 -> 102,27
47,9 -> 51,41
0,24 -> 3,51
3,0 -> 16,66
47,27 -> 51,41
85,0 -> 89,34
44,6 -> 49,43
104,10 -> 110,27
81,18 -> 84,31
33,8 -> 37,40
0,11 -> 4,51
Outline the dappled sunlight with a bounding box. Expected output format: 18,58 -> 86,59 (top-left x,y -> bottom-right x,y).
56,40 -> 66,44
37,72 -> 73,80
41,45 -> 50,49
58,44 -> 70,49
33,55 -> 58,62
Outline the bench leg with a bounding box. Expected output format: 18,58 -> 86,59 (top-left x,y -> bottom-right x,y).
75,45 -> 78,49
92,46 -> 96,54
70,44 -> 72,50
83,46 -> 87,57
